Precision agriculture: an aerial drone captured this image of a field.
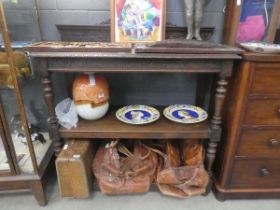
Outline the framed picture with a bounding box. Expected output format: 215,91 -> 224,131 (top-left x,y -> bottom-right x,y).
111,0 -> 166,43
223,0 -> 280,45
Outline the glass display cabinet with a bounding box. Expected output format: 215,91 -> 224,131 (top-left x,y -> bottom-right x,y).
0,100 -> 15,176
0,0 -> 53,206
223,0 -> 280,45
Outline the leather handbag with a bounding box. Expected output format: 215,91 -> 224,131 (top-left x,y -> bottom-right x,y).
92,140 -> 158,195
156,140 -> 209,199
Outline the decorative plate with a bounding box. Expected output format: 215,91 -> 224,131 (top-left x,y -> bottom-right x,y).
163,104 -> 208,124
116,105 -> 160,125
240,42 -> 280,54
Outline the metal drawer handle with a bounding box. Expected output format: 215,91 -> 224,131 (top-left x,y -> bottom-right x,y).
259,168 -> 271,178
268,139 -> 280,148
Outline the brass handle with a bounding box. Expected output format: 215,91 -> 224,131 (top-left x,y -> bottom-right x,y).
268,139 -> 280,148
259,168 -> 271,178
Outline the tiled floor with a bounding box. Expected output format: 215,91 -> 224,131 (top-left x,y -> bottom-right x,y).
0,175 -> 279,210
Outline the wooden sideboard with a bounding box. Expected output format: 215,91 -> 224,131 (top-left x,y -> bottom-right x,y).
214,53 -> 280,199
25,41 -> 241,193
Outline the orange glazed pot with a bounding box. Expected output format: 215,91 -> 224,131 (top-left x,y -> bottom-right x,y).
72,74 -> 109,120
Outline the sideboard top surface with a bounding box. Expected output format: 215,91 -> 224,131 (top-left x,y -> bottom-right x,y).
242,52 -> 280,62
25,40 -> 242,60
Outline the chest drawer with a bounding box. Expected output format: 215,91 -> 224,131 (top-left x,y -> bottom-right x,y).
231,159 -> 280,188
250,64 -> 280,95
244,99 -> 280,125
237,128 -> 280,158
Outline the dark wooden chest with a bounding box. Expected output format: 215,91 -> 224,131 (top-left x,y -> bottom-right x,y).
214,53 -> 280,199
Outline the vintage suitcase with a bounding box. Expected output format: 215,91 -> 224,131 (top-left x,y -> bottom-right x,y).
56,139 -> 94,198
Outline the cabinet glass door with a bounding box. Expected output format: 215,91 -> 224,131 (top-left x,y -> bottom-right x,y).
236,0 -> 276,43
0,118 -> 11,174
0,0 -> 52,175
0,89 -> 35,174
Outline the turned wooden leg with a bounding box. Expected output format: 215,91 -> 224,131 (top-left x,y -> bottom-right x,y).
42,73 -> 62,154
39,59 -> 62,154
31,180 -> 47,206
207,77 -> 228,172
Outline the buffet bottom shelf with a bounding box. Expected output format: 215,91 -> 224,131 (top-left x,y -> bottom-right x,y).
59,107 -> 211,139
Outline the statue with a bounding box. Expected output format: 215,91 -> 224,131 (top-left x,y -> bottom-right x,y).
184,0 -> 206,40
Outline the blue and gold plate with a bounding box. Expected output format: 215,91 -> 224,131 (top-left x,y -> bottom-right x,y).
163,104 -> 208,124
116,105 -> 160,125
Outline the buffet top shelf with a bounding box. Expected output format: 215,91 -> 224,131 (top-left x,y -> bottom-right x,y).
25,40 -> 242,59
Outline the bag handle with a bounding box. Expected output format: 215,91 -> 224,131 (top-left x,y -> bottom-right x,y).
118,144 -> 134,157
123,143 -> 154,177
106,139 -> 119,148
175,165 -> 200,187
150,143 -> 203,185
102,141 -> 157,178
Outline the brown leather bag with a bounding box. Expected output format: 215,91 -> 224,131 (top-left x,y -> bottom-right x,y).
156,140 -> 209,199
92,140 -> 158,195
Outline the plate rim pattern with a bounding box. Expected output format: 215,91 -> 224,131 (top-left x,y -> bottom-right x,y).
163,104 -> 208,124
116,105 -> 160,125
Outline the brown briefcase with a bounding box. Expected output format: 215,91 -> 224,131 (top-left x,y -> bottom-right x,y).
56,139 -> 94,198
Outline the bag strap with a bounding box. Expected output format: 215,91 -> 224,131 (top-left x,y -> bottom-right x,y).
102,141 -> 150,177
150,143 -> 203,185
175,165 -> 201,187
137,143 -> 152,160
118,143 -> 134,157
107,139 -> 119,148
123,143 -> 154,177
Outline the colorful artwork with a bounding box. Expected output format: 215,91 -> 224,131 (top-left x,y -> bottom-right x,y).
237,0 -> 275,42
112,0 -> 165,42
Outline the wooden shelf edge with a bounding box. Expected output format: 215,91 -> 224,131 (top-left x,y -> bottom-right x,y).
59,107 -> 211,139
59,131 -> 210,139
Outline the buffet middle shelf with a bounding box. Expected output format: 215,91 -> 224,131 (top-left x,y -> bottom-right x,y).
59,107 -> 210,139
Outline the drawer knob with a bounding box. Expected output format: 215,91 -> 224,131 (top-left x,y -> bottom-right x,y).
277,108 -> 280,117
269,139 -> 280,148
259,168 -> 271,177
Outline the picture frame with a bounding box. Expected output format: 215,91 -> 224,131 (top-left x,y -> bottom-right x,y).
223,0 -> 280,45
110,0 -> 166,43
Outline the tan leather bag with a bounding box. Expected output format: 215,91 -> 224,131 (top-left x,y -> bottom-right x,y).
156,141 -> 209,199
92,140 -> 158,195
